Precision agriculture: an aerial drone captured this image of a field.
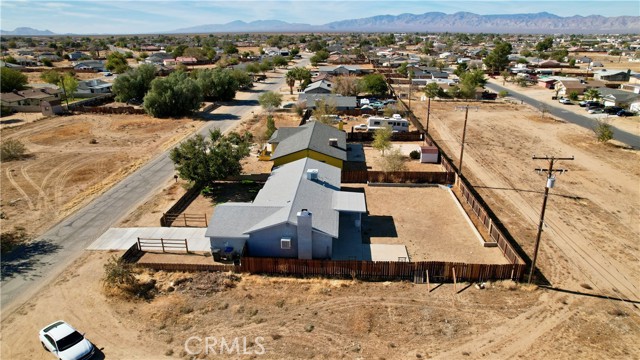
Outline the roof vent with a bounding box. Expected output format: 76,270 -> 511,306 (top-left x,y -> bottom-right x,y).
306,169 -> 318,180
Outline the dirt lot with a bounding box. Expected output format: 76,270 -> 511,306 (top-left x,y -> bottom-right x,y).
2,251 -> 638,360
410,95 -> 639,301
0,114 -> 202,238
360,185 -> 507,264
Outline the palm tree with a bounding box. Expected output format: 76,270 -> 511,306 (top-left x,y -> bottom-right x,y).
285,70 -> 296,95
584,88 -> 601,101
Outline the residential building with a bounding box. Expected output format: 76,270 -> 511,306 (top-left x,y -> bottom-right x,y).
265,121 -> 347,169
594,69 -> 631,82
206,157 -> 367,259
298,94 -> 357,111
1,88 -> 62,112
303,80 -> 333,94
75,79 -> 113,97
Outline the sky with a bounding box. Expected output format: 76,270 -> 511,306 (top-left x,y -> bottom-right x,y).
1,0 -> 639,34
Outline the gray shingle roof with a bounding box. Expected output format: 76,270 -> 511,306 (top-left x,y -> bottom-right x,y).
270,121 -> 347,162
205,157 -> 344,239
297,94 -> 357,109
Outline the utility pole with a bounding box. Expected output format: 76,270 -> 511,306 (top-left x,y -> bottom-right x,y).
408,72 -> 412,111
528,155 -> 574,284
454,105 -> 478,176
425,96 -> 431,135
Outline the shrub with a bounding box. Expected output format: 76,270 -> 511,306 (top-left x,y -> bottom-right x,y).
593,120 -> 613,143
409,150 -> 420,160
0,229 -> 30,254
498,90 -> 509,98
1,139 -> 27,161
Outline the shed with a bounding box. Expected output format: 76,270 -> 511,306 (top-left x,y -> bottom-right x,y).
420,146 -> 438,163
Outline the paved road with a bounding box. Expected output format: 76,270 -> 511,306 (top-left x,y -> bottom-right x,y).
0,59 -> 306,317
485,82 -> 640,148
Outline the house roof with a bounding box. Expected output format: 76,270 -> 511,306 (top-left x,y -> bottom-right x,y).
205,157 -> 360,239
269,121 -> 347,162
303,80 -> 333,93
297,94 -> 357,109
2,88 -> 60,102
332,192 -> 367,213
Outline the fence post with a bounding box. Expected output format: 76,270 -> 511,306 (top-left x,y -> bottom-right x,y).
452,267 -> 457,293
204,214 -> 208,227
137,237 -> 141,250
184,213 -> 188,227
184,239 -> 189,254
161,238 -> 165,253
426,270 -> 430,293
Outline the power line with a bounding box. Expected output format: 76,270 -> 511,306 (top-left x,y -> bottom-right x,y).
528,155 -> 574,284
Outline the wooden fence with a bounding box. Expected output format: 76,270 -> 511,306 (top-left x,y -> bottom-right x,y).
237,257 -> 524,282
342,170 -> 454,184
124,254 -> 523,282
160,184 -> 203,227
137,237 -> 189,253
73,105 -> 145,115
161,213 -> 208,227
346,131 -> 423,142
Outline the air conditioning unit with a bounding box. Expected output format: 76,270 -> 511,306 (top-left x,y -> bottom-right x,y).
306,169 -> 318,180
281,237 -> 291,250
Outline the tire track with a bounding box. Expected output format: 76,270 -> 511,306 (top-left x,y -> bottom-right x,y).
20,163 -> 51,211
5,167 -> 35,211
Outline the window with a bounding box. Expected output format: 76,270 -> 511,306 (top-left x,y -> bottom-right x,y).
281,237 -> 291,249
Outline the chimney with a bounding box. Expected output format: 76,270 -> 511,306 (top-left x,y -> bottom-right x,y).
328,138 -> 338,147
306,169 -> 318,181
297,209 -> 313,259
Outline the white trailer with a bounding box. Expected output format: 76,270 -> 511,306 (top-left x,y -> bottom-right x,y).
366,114 -> 410,132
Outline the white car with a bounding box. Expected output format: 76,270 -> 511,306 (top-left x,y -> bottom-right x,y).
558,98 -> 572,104
354,124 -> 368,131
39,321 -> 95,360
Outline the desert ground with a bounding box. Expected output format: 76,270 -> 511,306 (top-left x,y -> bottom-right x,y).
0,114 -> 202,239
2,63 -> 639,359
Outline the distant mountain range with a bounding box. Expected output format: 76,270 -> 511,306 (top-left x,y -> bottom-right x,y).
0,27 -> 56,36
3,12 -> 639,36
173,12 -> 639,34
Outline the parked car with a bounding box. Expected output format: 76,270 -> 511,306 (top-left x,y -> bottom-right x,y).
360,105 -> 373,110
585,103 -> 604,111
39,320 -> 95,360
370,101 -> 385,108
587,108 -> 604,114
617,110 -> 635,117
354,124 -> 368,131
558,98 -> 572,104
383,99 -> 397,105
604,106 -> 624,115
102,71 -> 112,77
579,100 -> 600,108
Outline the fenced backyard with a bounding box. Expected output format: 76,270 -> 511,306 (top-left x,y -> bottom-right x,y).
341,170 -> 455,184
137,237 -> 190,253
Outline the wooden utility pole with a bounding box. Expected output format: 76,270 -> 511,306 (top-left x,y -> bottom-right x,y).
454,105 -> 478,176
528,155 -> 574,284
425,97 -> 431,135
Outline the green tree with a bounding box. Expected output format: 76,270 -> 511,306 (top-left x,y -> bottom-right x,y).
500,69 -> 511,85
195,68 -> 239,101
143,71 -> 203,118
258,91 -> 282,111
568,91 -> 579,101
272,55 -> 288,68
59,73 -> 78,101
285,70 -> 296,95
105,52 -> 130,73
584,88 -> 601,100
223,43 -> 238,55
40,69 -> 62,85
171,44 -> 188,58
535,37 -> 554,53
112,63 -> 157,102
424,82 -> 443,99
265,115 -> 277,139
169,128 -> 252,186
372,126 -> 392,156
3,55 -> 17,64
483,41 -> 512,72
231,69 -> 252,90
361,74 -> 388,97
397,62 -> 409,77
459,69 -> 487,99
1,67 -> 27,92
